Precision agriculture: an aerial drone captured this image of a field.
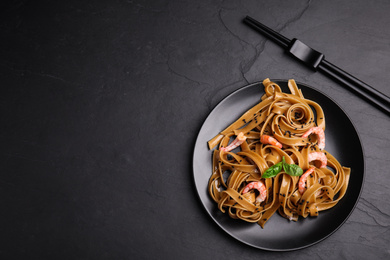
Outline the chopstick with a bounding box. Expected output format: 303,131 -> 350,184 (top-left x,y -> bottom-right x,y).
243,15 -> 390,115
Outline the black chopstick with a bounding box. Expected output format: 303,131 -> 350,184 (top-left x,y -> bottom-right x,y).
243,15 -> 390,115
244,16 -> 289,48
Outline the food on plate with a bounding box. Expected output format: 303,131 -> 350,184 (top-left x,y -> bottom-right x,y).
207,78 -> 351,228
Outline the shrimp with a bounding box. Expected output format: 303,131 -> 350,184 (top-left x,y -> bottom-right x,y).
242,181 -> 267,203
220,132 -> 246,152
298,167 -> 315,194
302,127 -> 325,150
308,151 -> 327,168
260,135 -> 283,149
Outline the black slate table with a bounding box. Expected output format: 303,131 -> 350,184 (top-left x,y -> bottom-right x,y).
2,0 -> 389,259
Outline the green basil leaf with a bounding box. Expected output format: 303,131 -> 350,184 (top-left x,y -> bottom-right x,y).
282,156 -> 303,176
284,163 -> 303,176
282,156 -> 286,165
261,162 -> 282,178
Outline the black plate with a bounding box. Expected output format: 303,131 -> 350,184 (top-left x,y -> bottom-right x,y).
193,80 -> 365,251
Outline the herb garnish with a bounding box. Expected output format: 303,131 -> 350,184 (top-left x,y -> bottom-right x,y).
261,162 -> 282,178
261,156 -> 303,178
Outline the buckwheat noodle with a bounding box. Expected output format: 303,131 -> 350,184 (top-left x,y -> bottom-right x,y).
207,78 -> 351,228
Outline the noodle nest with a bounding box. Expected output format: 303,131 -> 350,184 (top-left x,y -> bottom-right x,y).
207,78 -> 351,228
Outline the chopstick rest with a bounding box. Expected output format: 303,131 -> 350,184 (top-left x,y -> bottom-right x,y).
288,39 -> 324,69
243,16 -> 390,115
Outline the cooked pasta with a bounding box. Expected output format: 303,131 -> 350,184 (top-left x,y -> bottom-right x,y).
207,78 -> 351,228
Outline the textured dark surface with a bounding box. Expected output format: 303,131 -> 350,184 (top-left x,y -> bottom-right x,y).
1,0 -> 389,259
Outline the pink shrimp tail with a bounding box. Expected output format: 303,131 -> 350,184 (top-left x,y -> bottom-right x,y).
242,181 -> 267,203
220,132 -> 246,152
302,127 -> 325,150
308,152 -> 327,168
260,135 -> 283,149
298,167 -> 315,194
